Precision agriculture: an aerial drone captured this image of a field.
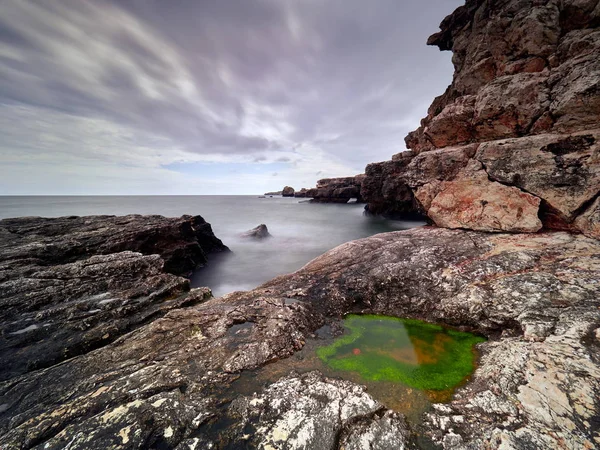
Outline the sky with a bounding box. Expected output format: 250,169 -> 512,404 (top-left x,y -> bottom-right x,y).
0,0 -> 462,195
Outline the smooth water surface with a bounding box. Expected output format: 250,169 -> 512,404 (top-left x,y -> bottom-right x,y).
0,196 -> 425,296
233,315 -> 485,425
317,315 -> 486,391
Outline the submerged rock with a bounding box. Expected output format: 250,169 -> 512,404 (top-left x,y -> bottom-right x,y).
241,224 -> 271,239
2,227 -> 599,449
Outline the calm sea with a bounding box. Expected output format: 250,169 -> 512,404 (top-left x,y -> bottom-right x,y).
0,196 -> 425,296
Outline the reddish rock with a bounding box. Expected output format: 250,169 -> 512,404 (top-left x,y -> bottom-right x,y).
362,0 -> 600,235
424,161 -> 542,233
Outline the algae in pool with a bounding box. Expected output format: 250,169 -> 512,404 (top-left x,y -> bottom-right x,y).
317,314 -> 486,391
231,314 -> 485,425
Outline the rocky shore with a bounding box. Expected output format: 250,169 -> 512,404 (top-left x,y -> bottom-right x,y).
1,0 -> 600,449
0,215 -> 227,382
1,226 -> 599,449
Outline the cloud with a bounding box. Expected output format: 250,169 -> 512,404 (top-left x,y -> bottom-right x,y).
0,0 -> 462,194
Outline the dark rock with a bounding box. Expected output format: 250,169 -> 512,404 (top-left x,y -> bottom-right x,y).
0,214 -> 226,381
282,186 -> 295,197
264,191 -> 282,196
241,224 -> 271,240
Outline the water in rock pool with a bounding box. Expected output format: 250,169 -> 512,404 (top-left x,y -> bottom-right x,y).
233,315 -> 485,425
0,195 -> 425,296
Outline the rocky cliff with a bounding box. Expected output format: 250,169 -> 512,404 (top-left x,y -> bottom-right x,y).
363,0 -> 600,235
306,175 -> 365,203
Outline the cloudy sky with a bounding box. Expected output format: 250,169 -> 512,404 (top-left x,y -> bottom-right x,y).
0,0 -> 461,195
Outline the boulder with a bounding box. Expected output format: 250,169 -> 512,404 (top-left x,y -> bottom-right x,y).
282,186 -> 295,197
241,224 -> 271,239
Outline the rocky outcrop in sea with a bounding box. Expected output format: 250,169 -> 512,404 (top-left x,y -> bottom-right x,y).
363,0 -> 600,234
306,175 -> 365,203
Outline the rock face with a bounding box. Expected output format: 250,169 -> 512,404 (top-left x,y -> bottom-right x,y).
363,0 -> 600,234
241,223 -> 271,239
282,186 -> 295,197
0,215 -> 227,382
306,175 -> 365,203
2,227 -> 600,449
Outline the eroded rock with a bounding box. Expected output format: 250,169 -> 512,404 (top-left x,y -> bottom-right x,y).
2,227 -> 599,449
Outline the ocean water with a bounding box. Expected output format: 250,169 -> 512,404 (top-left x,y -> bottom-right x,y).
0,196 -> 425,296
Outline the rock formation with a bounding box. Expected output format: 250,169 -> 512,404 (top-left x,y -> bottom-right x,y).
294,188 -> 309,198
2,227 -> 599,449
282,186 -> 295,197
2,1 -> 600,449
363,0 -> 600,234
306,175 -> 365,203
264,190 -> 282,196
0,215 -> 227,382
240,223 -> 271,239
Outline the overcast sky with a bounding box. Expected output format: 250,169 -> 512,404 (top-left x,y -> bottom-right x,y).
0,0 -> 462,195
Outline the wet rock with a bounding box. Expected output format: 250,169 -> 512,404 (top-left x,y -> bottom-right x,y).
282,186 -> 295,197
241,224 -> 272,240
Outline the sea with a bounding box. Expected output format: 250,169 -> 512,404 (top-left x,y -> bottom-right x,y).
0,196 -> 425,297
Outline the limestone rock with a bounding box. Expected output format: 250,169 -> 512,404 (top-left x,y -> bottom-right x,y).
2,227 -> 600,448
477,130 -> 600,221
424,162 -> 542,233
2,228 -> 600,449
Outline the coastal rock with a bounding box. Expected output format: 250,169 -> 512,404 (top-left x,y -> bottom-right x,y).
0,214 -> 226,381
264,191 -> 282,196
222,371 -> 404,450
294,188 -> 309,198
361,0 -> 600,234
423,161 -> 542,232
241,224 -> 271,240
306,175 -> 365,203
282,186 -> 295,197
2,227 -> 600,449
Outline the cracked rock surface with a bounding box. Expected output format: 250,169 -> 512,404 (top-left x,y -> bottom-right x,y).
363,0 -> 600,233
0,214 -> 227,381
1,226 -> 599,449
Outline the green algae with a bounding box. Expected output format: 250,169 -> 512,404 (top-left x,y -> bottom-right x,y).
316,314 -> 486,391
